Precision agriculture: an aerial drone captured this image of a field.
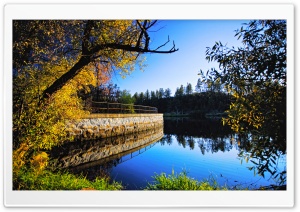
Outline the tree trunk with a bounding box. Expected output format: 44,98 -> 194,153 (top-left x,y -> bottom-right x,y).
41,56 -> 90,100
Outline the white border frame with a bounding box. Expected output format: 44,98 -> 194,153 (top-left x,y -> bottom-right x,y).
3,3 -> 294,207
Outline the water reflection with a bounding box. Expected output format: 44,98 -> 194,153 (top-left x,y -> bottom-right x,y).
163,117 -> 232,138
50,117 -> 286,190
236,133 -> 286,187
50,126 -> 163,169
162,117 -> 235,154
163,118 -> 286,188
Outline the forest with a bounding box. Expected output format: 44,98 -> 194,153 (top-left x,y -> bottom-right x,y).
82,79 -> 232,117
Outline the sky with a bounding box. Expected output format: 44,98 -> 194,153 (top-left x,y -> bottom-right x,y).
112,20 -> 248,96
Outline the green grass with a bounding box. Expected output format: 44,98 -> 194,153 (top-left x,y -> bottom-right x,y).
14,168 -> 277,191
145,170 -> 227,190
14,168 -> 123,190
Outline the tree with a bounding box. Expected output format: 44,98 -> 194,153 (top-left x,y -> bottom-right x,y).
13,20 -> 178,101
138,92 -> 145,104
150,91 -> 157,100
13,61 -> 96,176
203,20 -> 286,184
205,75 -> 223,93
119,90 -> 134,104
145,89 -> 150,102
158,88 -> 164,99
195,78 -> 202,93
92,61 -> 112,101
175,85 -> 185,97
133,92 -> 139,103
185,83 -> 193,95
164,88 -> 172,98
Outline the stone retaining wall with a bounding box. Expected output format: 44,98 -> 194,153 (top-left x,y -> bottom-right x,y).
65,113 -> 163,140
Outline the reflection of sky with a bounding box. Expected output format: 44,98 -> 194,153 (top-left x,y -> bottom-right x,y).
109,134 -> 285,190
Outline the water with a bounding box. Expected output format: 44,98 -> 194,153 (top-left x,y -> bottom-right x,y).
52,117 -> 286,190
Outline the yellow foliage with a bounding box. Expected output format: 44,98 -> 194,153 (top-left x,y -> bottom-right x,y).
13,142 -> 32,175
31,152 -> 49,172
223,88 -> 265,133
13,20 -> 151,173
13,57 -> 97,171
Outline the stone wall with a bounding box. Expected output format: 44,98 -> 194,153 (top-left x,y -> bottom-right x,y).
65,113 -> 163,140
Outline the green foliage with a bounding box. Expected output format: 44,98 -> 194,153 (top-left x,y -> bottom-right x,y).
118,90 -> 134,104
202,20 -> 287,184
203,20 -> 286,135
145,170 -> 226,190
14,168 -> 122,190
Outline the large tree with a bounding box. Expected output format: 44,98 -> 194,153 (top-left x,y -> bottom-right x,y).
13,20 -> 178,100
202,20 -> 286,185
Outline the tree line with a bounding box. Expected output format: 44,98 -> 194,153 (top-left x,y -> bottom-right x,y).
83,79 -> 231,116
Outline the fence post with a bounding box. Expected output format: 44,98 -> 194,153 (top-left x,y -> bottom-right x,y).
107,102 -> 109,113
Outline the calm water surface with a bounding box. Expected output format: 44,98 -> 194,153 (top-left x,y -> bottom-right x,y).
57,118 -> 286,190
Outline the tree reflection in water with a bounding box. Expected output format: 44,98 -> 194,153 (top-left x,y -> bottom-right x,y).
162,117 -> 286,188
237,133 -> 286,188
51,117 -> 286,189
161,117 -> 234,154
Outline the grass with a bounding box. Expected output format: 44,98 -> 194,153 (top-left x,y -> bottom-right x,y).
14,168 -> 123,190
14,168 -> 226,191
145,170 -> 227,190
15,168 -> 258,191
14,168 -> 278,191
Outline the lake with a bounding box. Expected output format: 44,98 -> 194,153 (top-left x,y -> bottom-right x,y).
51,117 -> 286,190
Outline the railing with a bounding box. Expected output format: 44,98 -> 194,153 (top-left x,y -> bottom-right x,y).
117,143 -> 157,164
85,101 -> 158,114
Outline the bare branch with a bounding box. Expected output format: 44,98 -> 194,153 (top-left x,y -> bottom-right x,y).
154,35 -> 170,51
145,20 -> 158,29
91,42 -> 178,55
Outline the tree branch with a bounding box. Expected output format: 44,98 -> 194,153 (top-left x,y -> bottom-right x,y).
41,20 -> 178,101
154,35 -> 171,51
82,20 -> 94,55
91,42 -> 178,55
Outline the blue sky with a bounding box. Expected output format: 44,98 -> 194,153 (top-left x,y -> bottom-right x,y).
112,20 -> 248,96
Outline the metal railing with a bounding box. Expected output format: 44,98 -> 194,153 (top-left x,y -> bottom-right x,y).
85,101 -> 158,114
